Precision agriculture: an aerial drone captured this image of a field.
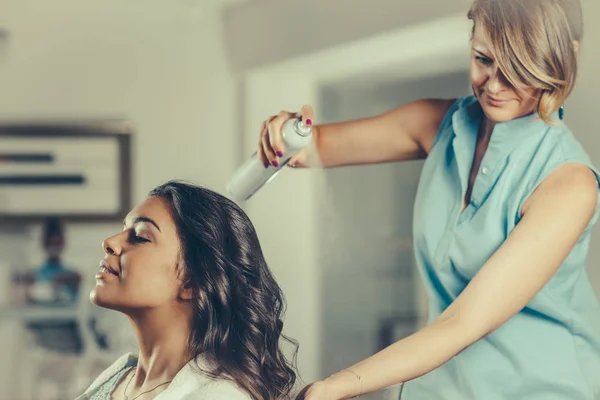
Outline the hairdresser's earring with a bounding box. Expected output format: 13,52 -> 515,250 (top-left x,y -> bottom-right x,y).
559,104 -> 565,120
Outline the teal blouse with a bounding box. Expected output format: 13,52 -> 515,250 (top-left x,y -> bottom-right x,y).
402,96 -> 600,399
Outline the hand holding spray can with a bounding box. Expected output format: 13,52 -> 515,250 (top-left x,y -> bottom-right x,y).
227,113 -> 313,201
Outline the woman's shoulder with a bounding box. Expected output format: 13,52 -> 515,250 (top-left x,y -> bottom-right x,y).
193,380 -> 252,399
525,120 -> 596,171
93,352 -> 136,382
510,120 -> 600,221
75,353 -> 137,399
170,359 -> 252,399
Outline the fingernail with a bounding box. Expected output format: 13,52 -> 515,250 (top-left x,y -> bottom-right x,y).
276,150 -> 283,157
272,160 -> 279,167
292,161 -> 298,167
305,119 -> 312,126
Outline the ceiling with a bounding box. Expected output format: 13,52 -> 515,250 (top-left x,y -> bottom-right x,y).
190,0 -> 254,10
223,0 -> 469,71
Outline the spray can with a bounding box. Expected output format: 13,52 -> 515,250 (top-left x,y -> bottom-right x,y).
227,118 -> 312,201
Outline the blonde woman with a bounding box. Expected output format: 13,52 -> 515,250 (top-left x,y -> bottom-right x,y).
258,0 -> 600,398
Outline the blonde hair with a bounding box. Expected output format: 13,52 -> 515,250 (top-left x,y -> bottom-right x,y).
468,0 -> 583,123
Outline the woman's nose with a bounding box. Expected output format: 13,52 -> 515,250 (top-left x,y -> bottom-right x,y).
102,235 -> 122,256
487,66 -> 509,94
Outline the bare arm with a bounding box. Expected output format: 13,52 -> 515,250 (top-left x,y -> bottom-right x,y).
311,98 -> 456,167
313,163 -> 598,399
259,99 -> 456,169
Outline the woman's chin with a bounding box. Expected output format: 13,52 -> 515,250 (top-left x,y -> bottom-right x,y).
89,287 -> 117,309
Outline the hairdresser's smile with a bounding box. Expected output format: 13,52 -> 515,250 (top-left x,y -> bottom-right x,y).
483,93 -> 512,107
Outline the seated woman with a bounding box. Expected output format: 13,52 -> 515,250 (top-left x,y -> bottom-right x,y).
76,181 -> 297,400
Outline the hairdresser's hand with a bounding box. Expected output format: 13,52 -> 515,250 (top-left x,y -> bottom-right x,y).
258,105 -> 314,169
295,381 -> 342,400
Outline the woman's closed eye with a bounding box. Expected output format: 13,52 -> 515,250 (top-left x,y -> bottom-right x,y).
128,230 -> 150,244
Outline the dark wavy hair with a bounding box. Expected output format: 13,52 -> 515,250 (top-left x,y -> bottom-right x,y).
148,180 -> 298,400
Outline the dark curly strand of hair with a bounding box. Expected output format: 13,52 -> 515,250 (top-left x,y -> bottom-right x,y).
149,180 -> 298,399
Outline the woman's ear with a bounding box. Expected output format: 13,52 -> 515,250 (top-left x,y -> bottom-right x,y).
179,286 -> 193,301
175,259 -> 193,300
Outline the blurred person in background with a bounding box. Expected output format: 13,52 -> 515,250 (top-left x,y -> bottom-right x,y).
33,217 -> 80,303
76,181 -> 297,400
26,217 -> 83,354
259,0 -> 600,398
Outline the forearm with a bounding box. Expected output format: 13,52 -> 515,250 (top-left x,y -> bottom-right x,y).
326,316 -> 475,399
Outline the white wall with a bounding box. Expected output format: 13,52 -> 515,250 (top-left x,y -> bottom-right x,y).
318,70 -> 471,377
566,0 -> 600,296
0,0 -> 238,395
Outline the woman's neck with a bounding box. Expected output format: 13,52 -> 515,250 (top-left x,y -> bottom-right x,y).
128,305 -> 194,386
